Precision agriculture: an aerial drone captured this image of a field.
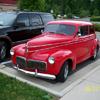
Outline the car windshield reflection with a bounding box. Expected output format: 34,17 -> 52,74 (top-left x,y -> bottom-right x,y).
44,24 -> 75,35
0,12 -> 17,26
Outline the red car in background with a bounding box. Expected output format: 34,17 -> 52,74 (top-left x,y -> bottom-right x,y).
10,20 -> 99,82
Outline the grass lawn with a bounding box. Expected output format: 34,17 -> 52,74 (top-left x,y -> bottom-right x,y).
0,73 -> 57,100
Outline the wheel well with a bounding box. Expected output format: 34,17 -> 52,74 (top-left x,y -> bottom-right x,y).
0,39 -> 11,50
67,59 -> 73,73
97,44 -> 99,52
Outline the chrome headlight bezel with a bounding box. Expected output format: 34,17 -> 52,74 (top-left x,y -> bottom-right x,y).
48,56 -> 55,64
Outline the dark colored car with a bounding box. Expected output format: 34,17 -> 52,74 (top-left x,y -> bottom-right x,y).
0,11 -> 54,61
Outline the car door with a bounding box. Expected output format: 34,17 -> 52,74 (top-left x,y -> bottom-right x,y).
8,13 -> 30,44
88,25 -> 96,55
29,13 -> 44,37
75,25 -> 90,63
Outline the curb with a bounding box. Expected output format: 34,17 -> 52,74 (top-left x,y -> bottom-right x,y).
0,60 -> 12,65
0,64 -> 61,97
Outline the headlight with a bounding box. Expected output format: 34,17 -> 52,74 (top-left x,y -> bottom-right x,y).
48,56 -> 55,64
10,49 -> 14,56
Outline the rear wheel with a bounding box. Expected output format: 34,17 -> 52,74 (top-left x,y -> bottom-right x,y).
56,61 -> 69,82
0,41 -> 7,61
91,47 -> 98,60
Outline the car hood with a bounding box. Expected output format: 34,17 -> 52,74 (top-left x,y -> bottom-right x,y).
27,33 -> 74,51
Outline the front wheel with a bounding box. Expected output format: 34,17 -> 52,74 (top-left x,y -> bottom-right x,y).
56,61 -> 69,82
0,41 -> 7,61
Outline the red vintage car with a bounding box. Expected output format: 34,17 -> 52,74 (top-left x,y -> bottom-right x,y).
10,20 -> 99,82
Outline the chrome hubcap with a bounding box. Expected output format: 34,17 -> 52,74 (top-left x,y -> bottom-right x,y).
64,65 -> 68,79
0,46 -> 6,59
94,49 -> 97,58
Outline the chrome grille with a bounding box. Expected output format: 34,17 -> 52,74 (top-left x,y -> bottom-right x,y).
27,60 -> 46,71
16,56 -> 26,68
16,56 -> 46,71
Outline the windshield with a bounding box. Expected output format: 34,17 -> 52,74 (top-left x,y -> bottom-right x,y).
0,12 -> 17,26
44,24 -> 76,35
41,14 -> 54,25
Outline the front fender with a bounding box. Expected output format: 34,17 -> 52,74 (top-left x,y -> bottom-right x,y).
50,49 -> 76,75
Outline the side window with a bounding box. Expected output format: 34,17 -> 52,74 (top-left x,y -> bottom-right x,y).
16,14 -> 29,27
80,26 -> 89,36
30,14 -> 43,26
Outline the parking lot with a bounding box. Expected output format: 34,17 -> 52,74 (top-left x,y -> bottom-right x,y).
0,33 -> 100,97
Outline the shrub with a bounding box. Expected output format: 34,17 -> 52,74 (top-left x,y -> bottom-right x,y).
94,24 -> 100,32
91,16 -> 100,22
93,9 -> 99,16
79,10 -> 90,17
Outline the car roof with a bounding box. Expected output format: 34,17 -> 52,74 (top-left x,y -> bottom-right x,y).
0,11 -> 51,15
47,20 -> 93,26
18,11 -> 51,15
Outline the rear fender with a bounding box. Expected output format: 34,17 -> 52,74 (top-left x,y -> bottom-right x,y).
91,39 -> 99,55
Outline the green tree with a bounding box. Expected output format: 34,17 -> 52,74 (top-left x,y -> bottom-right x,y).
17,0 -> 100,17
93,0 -> 100,15
80,10 -> 90,17
93,9 -> 99,16
18,0 -> 45,12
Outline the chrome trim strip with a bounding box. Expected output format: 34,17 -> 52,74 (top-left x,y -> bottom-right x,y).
27,37 -> 95,48
27,41 -> 79,53
27,41 -> 71,48
28,59 -> 47,66
27,37 -> 95,53
14,66 -> 56,80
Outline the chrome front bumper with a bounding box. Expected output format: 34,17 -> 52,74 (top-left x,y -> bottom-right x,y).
14,66 -> 56,80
